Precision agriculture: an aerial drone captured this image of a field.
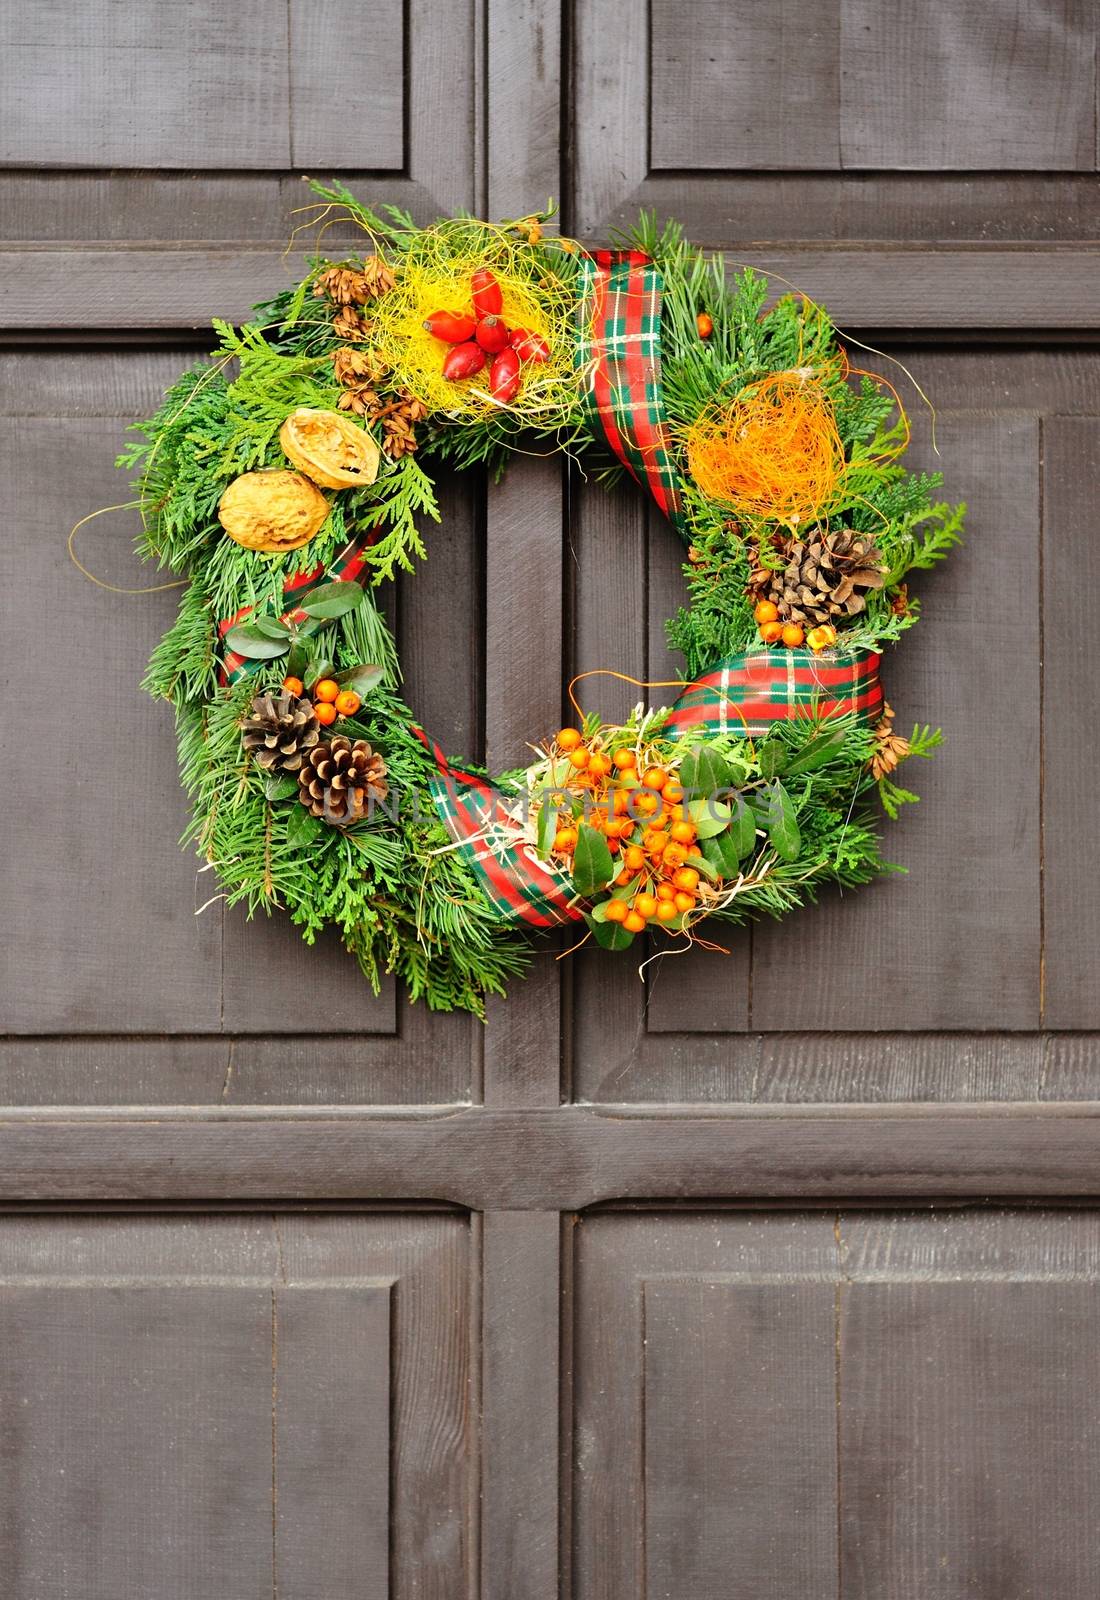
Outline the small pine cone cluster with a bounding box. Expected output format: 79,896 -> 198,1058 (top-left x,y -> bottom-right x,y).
360,254 -> 396,297
313,266 -> 372,306
332,346 -> 387,387
870,704 -> 910,781
332,305 -> 371,342
241,691 -> 320,773
331,345 -> 429,457
298,736 -> 389,827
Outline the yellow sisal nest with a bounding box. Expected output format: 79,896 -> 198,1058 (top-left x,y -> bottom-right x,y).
685,369 -> 846,528
368,221 -> 582,423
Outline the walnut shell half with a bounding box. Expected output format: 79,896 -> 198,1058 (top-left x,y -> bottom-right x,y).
279,407 -> 381,490
217,469 -> 330,553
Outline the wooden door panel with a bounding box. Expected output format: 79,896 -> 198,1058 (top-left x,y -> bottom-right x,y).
0,1212 -> 469,1600
574,1209 -> 1100,1600
0,350 -> 479,1101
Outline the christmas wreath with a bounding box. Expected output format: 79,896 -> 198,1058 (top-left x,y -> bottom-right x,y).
119,184 -> 965,1016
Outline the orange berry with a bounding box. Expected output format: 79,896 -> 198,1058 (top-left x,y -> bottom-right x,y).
656,900 -> 679,923
754,600 -> 779,625
624,844 -> 647,871
569,748 -> 590,770
656,882 -> 676,902
612,788 -> 631,816
687,844 -> 703,858
314,679 -> 340,703
334,690 -> 361,716
588,751 -> 613,777
667,803 -> 685,821
604,898 -> 629,924
663,842 -> 687,869
696,311 -> 714,339
670,820 -> 696,846
664,781 -> 684,803
553,828 -> 578,852
634,893 -> 659,920
556,727 -> 582,750
313,701 -> 338,726
642,766 -> 668,791
674,890 -> 697,913
781,623 -> 805,648
759,620 -> 784,644
623,910 -> 647,934
634,791 -> 660,816
612,747 -> 637,769
606,836 -> 621,854
282,675 -> 305,696
807,623 -> 837,653
673,867 -> 700,892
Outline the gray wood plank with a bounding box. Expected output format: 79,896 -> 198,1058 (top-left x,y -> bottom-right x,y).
288,0 -> 404,168
0,0 -> 403,170
650,0 -> 841,171
482,1212 -> 561,1600
275,1285 -> 391,1600
644,1276 -> 837,1598
840,1278 -> 1100,1596
1041,417 -> 1100,1029
0,1283 -> 275,1598
841,0 -> 1097,171
0,412 -> 222,1032
752,409 -> 1041,1031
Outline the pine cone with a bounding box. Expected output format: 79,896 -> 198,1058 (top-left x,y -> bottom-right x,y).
312,266 -> 372,306
297,736 -> 389,827
870,703 -> 910,781
241,691 -> 320,774
338,384 -> 381,419
332,305 -> 371,342
332,346 -> 385,386
361,254 -> 396,298
748,528 -> 885,626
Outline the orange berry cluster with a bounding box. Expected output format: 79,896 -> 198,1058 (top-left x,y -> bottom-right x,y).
549,728 -> 705,932
752,601 -> 837,654
283,675 -> 361,728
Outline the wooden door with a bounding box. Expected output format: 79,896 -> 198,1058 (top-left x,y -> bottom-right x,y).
2,1 -> 1100,1596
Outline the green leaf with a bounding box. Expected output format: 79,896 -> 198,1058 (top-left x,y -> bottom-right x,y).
305,656 -> 335,689
224,623 -> 290,661
334,663 -> 385,695
264,773 -> 299,803
729,792 -> 758,859
784,729 -> 850,776
571,824 -> 614,899
286,805 -> 324,850
299,580 -> 366,620
536,797 -> 557,860
702,831 -> 742,878
250,615 -> 293,642
679,744 -> 731,796
758,739 -> 787,779
762,780 -> 801,862
285,640 -> 309,679
687,797 -> 735,839
585,911 -> 635,951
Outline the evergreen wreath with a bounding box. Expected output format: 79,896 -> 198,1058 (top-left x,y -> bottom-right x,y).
119,184 -> 965,1017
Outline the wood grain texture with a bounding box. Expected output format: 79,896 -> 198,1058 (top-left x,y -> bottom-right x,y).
650,0 -> 841,171
752,409 -> 1041,1031
482,1212 -> 561,1599
0,0 -> 403,170
1,1104 -> 1099,1206
1041,418 -> 1100,1029
0,1212 -> 470,1600
644,1276 -> 837,1597
841,0 -> 1097,171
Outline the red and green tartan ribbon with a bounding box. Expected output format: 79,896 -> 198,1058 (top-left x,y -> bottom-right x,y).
421,648 -> 883,929
413,728 -> 583,929
665,648 -> 884,738
217,530 -> 375,686
577,249 -> 690,543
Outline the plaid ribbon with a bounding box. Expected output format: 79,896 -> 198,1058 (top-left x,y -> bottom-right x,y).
577,249 -> 690,543
413,728 -> 583,928
419,648 -> 883,929
665,648 -> 884,738
217,531 -> 374,686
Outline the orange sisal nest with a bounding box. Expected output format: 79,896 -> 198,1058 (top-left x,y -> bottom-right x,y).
685,371 -> 845,527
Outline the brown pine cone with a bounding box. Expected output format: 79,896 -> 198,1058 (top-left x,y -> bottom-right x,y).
332,306 -> 371,342
332,346 -> 381,386
870,704 -> 911,781
297,736 -> 389,827
313,266 -> 371,306
337,384 -> 381,418
241,691 -> 320,773
748,527 -> 885,626
361,254 -> 396,297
